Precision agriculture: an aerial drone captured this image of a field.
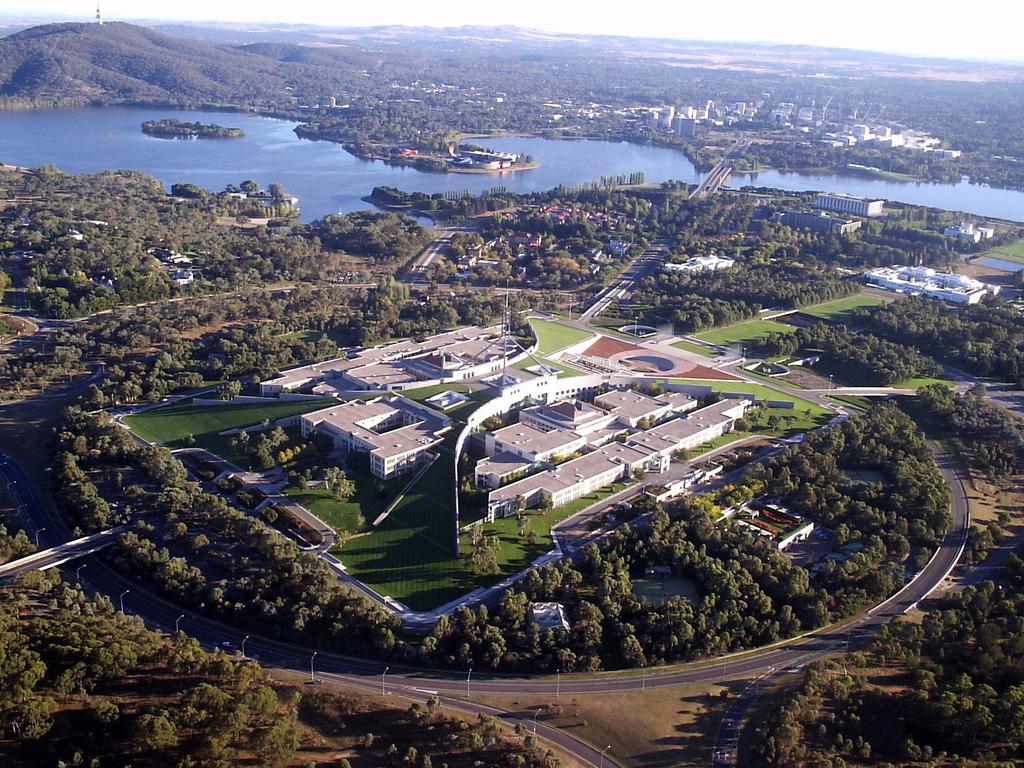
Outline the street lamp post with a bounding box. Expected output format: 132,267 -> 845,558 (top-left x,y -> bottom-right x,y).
828,373 -> 834,394
600,745 -> 612,768
119,589 -> 129,614
310,651 -> 318,683
241,635 -> 250,658
34,527 -> 46,548
382,666 -> 389,696
175,614 -> 185,633
533,707 -> 542,734
556,669 -> 560,699
466,667 -> 472,697
75,564 -> 87,581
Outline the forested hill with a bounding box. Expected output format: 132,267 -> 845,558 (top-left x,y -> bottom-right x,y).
0,22 -> 294,103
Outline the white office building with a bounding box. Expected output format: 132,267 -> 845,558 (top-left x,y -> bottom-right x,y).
815,193 -> 885,218
865,265 -> 999,304
944,222 -> 995,244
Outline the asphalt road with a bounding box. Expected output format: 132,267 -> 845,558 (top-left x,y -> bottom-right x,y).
0,438 -> 969,767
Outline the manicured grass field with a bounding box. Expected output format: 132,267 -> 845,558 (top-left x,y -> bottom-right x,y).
284,472 -> 408,534
124,400 -> 329,456
336,453 -> 469,610
801,293 -> 886,322
528,317 -> 594,355
671,338 -> 720,358
984,239 -> 1024,264
669,378 -> 832,421
337,454 -> 632,610
694,318 -> 793,347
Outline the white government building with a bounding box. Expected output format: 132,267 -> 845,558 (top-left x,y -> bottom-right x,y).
865,265 -> 999,304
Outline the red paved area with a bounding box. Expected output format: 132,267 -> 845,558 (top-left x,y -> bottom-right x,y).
583,335 -> 643,358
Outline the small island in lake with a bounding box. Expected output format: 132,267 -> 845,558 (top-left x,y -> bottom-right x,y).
142,119 -> 245,139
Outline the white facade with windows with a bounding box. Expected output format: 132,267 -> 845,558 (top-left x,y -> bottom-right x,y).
815,193 -> 885,217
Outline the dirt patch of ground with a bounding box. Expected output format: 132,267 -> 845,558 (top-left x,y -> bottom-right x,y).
961,260 -> 1019,286
779,366 -> 834,389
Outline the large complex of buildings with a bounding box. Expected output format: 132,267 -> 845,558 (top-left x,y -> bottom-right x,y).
774,210 -> 862,236
865,265 -> 999,304
662,253 -> 736,273
815,193 -> 885,218
944,221 -> 995,243
260,326 -> 521,395
299,396 -> 451,480
481,392 -> 747,520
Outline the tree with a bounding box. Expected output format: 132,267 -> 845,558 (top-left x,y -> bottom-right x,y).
253,713 -> 300,766
131,712 -> 179,752
218,380 -> 241,401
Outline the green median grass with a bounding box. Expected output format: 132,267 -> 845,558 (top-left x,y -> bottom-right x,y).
892,376 -> 954,390
801,293 -> 887,322
694,318 -> 793,347
669,378 -> 831,421
529,317 -> 594,355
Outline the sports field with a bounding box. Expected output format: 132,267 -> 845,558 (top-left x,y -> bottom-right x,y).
983,239 -> 1024,265
694,318 -> 793,347
801,293 -> 886,322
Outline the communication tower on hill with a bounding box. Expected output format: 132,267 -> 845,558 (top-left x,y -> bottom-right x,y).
96,3 -> 103,25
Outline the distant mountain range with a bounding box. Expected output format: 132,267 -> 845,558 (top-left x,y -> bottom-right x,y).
0,22 -> 294,103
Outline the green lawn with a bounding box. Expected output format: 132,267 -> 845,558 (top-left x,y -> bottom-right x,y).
694,318 -> 794,347
801,293 -> 887,322
284,472 -> 408,534
336,453 -> 633,610
671,338 -> 719,358
124,399 -> 329,463
892,376 -> 954,390
828,395 -> 874,411
529,317 -> 594,355
335,453 -> 469,610
984,239 -> 1024,264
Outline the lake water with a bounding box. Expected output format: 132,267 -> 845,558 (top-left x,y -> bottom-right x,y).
0,106 -> 1022,223
977,256 -> 1024,272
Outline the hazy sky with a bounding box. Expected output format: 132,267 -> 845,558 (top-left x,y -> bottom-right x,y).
5,0 -> 1022,63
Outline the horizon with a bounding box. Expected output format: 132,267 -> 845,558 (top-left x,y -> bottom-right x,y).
1,0 -> 1023,65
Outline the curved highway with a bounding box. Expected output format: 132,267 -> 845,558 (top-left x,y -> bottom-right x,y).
1,441 -> 969,765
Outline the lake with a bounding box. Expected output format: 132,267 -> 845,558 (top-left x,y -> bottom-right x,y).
1,106 -> 1022,223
